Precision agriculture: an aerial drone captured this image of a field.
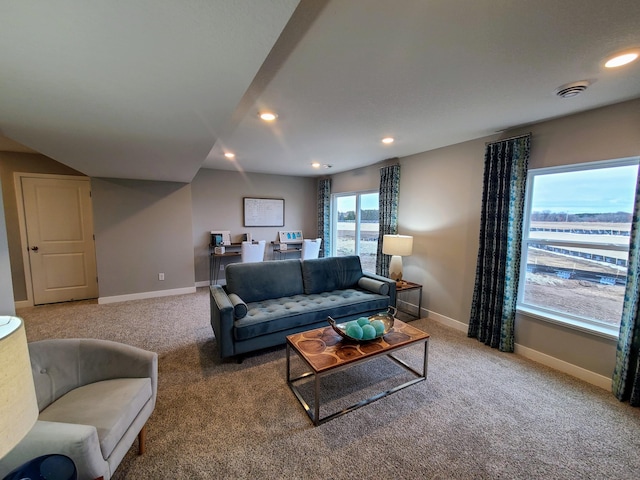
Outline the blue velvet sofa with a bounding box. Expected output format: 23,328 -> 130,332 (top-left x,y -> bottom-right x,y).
210,255 -> 396,360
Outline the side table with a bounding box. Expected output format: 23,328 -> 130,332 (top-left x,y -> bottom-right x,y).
395,281 -> 423,319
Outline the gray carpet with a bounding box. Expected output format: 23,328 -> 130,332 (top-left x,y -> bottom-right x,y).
18,288 -> 640,479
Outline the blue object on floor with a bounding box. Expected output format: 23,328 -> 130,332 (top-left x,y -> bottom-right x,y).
2,454 -> 77,480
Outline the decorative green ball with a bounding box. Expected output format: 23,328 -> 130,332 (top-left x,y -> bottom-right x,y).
346,324 -> 363,339
345,321 -> 359,330
361,324 -> 376,340
371,320 -> 385,336
356,317 -> 370,327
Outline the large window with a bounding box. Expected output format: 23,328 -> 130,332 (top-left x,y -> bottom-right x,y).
518,158 -> 639,337
332,191 -> 379,273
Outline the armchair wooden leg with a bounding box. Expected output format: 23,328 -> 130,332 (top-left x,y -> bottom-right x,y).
138,425 -> 146,455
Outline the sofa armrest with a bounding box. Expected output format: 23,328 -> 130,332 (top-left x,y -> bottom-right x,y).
29,339 -> 158,412
210,285 -> 236,359
0,421 -> 107,480
79,340 -> 157,401
228,293 -> 248,319
362,272 -> 396,307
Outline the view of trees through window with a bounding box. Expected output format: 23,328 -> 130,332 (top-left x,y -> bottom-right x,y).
333,192 -> 379,273
519,160 -> 638,331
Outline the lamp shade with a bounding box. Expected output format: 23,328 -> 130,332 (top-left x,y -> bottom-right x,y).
382,235 -> 413,257
0,316 -> 38,458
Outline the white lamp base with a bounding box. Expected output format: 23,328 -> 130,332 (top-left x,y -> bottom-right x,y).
388,255 -> 403,282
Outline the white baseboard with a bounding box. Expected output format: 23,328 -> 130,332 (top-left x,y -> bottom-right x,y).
196,279 -> 228,287
425,309 -> 468,333
98,286 -> 196,305
514,343 -> 612,391
425,309 -> 611,391
14,299 -> 32,310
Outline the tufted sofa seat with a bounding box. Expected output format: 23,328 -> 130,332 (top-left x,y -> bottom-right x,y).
210,256 -> 396,360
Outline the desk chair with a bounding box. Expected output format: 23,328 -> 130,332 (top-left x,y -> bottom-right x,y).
301,238 -> 322,260
241,240 -> 266,263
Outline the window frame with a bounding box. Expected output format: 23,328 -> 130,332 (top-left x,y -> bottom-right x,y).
331,190 -> 379,271
516,157 -> 639,339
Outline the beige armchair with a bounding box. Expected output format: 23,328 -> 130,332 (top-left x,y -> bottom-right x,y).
0,338 -> 158,480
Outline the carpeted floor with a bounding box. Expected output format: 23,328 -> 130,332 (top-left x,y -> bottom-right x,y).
18,288 -> 640,479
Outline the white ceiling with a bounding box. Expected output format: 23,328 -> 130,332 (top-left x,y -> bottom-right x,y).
1,1 -> 640,182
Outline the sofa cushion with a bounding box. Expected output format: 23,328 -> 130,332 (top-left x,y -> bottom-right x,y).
301,256 -> 363,294
38,378 -> 152,460
233,289 -> 390,341
226,259 -> 304,303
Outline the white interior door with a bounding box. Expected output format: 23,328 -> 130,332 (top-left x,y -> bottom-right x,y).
22,176 -> 98,305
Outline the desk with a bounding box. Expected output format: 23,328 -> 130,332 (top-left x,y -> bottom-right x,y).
210,242 -> 303,284
395,281 -> 423,319
209,243 -> 242,285
273,248 -> 301,260
271,241 -> 302,260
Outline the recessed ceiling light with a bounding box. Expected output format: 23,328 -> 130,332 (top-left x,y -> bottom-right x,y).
224,152 -> 235,159
311,162 -> 320,168
382,137 -> 394,144
259,112 -> 277,121
605,51 -> 639,68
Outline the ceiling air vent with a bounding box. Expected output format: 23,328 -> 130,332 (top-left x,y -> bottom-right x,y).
555,81 -> 590,98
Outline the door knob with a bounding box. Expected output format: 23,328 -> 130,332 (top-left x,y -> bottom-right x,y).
30,246 -> 39,252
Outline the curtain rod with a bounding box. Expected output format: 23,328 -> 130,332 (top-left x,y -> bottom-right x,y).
486,132 -> 531,145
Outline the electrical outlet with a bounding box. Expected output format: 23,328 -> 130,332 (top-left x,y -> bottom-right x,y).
158,273 -> 165,281
220,265 -> 224,271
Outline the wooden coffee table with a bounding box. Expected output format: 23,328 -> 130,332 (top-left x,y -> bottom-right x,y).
286,319 -> 429,426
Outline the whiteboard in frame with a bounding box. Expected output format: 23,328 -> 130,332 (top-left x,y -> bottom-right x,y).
243,197 -> 285,227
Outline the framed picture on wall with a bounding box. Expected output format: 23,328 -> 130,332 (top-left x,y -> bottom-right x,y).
243,197 -> 284,227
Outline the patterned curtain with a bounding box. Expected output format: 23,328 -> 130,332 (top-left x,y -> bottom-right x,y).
612,169 -> 640,407
376,164 -> 400,276
317,178 -> 331,258
467,135 -> 531,352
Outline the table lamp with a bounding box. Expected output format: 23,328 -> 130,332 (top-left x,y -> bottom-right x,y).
382,234 -> 413,284
0,316 -> 38,459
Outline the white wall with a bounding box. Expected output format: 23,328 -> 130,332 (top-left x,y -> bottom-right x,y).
331,98 -> 640,382
0,180 -> 15,315
190,169 -> 317,284
1,154 -> 318,304
92,178 -> 196,300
